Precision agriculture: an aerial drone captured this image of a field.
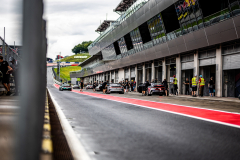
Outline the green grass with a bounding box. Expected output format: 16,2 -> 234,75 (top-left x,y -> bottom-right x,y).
58,53 -> 91,62
54,66 -> 82,82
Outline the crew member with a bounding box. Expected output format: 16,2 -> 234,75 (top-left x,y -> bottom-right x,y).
0,56 -> 13,95
199,75 -> 205,97
173,75 -> 178,96
184,78 -> 190,95
9,57 -> 19,96
192,75 -> 197,97
80,80 -> 83,92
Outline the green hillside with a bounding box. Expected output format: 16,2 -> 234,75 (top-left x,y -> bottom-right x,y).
54,66 -> 82,81
59,53 -> 91,62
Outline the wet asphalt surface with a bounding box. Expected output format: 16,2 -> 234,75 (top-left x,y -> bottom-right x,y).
47,69 -> 240,160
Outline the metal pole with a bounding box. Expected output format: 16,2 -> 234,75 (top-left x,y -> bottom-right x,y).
3,27 -> 5,60
59,52 -> 61,81
15,0 -> 46,159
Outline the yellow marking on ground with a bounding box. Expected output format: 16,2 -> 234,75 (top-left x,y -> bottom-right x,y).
44,124 -> 51,131
42,139 -> 53,153
44,115 -> 50,120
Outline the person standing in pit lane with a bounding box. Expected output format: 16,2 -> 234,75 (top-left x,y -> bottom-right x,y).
184,78 -> 190,95
173,75 -> 178,96
142,80 -> 150,96
199,75 -> 205,97
102,80 -> 107,93
192,75 -> 198,97
93,81 -> 96,92
163,79 -> 168,96
9,57 -> 19,96
0,56 -> 13,96
80,80 -> 83,92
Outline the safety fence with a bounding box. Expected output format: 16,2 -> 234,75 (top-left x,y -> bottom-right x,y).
0,37 -> 20,93
0,36 -> 21,64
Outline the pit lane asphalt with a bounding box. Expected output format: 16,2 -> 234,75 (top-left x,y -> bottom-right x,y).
47,69 -> 240,160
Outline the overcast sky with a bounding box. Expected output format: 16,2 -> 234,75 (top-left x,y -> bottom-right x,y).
0,0 -> 121,59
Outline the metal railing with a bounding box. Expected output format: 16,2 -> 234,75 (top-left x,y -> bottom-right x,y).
0,36 -> 21,63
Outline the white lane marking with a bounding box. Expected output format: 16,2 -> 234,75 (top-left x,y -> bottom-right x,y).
48,88 -> 92,160
70,91 -> 240,129
119,96 -> 240,115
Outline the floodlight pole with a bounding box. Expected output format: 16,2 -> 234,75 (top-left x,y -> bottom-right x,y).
59,52 -> 61,82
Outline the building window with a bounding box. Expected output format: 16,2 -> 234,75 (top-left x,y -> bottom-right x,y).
130,28 -> 143,52
124,33 -> 134,50
161,4 -> 180,34
147,13 -> 167,45
101,43 -> 116,60
118,37 -> 128,54
138,22 -> 152,44
113,41 -> 121,55
222,43 -> 240,55
229,0 -> 240,17
199,49 -> 216,59
199,0 -> 240,27
175,0 -> 203,35
181,54 -> 194,62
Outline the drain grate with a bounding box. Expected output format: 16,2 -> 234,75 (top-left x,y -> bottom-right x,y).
48,95 -> 74,160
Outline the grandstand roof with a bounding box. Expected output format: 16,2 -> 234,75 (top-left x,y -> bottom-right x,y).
114,0 -> 137,12
96,20 -> 115,32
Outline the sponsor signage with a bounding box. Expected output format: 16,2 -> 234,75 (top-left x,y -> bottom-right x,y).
176,0 -> 196,20
74,56 -> 88,59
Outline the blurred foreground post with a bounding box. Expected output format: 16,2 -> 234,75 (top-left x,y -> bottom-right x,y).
15,0 -> 47,159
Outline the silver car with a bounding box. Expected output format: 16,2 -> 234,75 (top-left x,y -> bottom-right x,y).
106,83 -> 124,94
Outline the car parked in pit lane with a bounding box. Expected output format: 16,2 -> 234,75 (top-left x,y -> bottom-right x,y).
86,85 -> 93,90
146,83 -> 167,96
96,84 -> 103,91
59,83 -> 72,91
106,83 -> 124,94
72,85 -> 80,89
137,83 -> 145,93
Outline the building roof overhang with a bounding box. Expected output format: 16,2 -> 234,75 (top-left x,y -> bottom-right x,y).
95,20 -> 115,33
113,0 -> 137,13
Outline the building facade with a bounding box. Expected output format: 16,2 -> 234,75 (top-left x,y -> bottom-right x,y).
71,0 -> 240,97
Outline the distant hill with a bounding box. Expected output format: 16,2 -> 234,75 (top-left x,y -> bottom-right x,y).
59,53 -> 91,62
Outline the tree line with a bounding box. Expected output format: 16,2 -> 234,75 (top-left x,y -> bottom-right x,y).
72,41 -> 92,54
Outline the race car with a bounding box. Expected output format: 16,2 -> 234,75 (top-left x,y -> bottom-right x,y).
105,83 -> 124,94
86,85 -> 93,90
59,83 -> 72,91
146,83 -> 166,96
96,84 -> 103,91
